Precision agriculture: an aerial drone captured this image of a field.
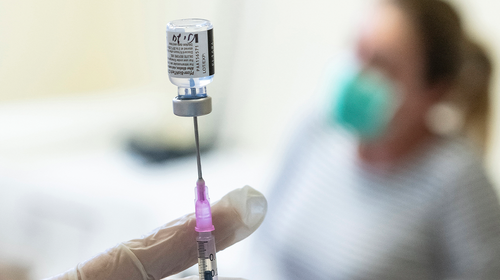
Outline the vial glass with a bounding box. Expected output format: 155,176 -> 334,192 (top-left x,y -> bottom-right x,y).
167,19 -> 215,99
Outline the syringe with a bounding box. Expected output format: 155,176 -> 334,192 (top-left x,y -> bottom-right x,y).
193,118 -> 218,280
194,178 -> 218,280
166,18 -> 217,280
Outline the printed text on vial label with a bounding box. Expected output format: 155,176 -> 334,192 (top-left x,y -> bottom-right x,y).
167,32 -> 211,78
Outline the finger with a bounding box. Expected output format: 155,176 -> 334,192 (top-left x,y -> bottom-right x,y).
123,186 -> 267,279
211,185 -> 268,251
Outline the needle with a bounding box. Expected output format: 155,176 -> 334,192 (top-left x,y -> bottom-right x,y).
193,116 -> 203,180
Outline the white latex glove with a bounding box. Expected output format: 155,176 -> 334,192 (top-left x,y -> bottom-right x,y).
47,186 -> 267,280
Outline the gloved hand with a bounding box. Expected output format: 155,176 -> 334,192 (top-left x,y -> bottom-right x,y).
47,186 -> 267,280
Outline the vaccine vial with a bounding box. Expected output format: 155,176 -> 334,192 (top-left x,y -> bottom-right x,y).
167,19 -> 215,100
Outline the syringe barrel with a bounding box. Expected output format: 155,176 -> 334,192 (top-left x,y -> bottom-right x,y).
197,231 -> 218,280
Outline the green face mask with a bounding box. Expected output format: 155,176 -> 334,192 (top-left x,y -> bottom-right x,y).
330,67 -> 397,141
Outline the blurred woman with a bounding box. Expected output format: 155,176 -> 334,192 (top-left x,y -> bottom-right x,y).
256,0 -> 500,279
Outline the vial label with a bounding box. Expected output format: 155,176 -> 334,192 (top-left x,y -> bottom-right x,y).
167,29 -> 215,78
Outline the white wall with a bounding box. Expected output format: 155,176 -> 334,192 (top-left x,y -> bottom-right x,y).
218,0 -> 372,151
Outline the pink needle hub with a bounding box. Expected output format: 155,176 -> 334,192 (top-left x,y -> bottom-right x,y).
195,179 -> 215,232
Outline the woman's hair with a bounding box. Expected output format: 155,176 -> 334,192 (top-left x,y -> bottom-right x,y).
389,0 -> 493,151
454,40 -> 493,151
389,0 -> 464,86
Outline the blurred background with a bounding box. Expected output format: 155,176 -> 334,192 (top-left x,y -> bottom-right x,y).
0,0 -> 499,279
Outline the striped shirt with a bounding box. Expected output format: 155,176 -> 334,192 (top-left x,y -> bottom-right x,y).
255,112 -> 500,280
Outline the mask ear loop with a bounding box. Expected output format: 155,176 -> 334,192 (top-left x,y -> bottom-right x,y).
425,101 -> 465,136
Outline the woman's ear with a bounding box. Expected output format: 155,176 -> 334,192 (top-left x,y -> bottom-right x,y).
425,101 -> 465,136
422,80 -> 464,136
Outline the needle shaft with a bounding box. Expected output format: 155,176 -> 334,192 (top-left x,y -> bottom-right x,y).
193,117 -> 203,180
